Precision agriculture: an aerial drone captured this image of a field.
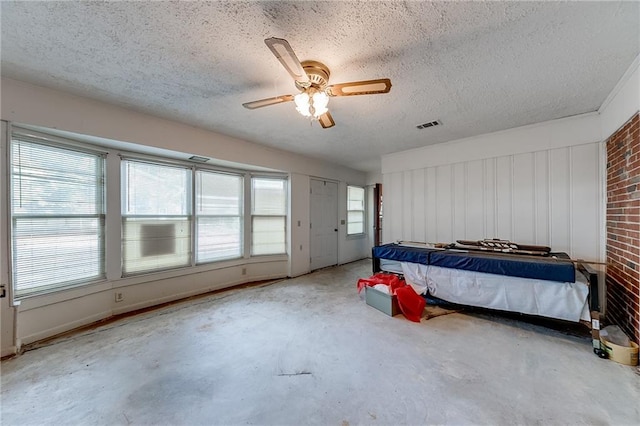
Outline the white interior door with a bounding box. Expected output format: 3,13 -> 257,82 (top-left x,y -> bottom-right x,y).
310,179 -> 338,270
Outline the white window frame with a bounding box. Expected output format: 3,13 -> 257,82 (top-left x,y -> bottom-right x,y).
195,169 -> 244,264
347,185 -> 366,236
121,158 -> 193,276
250,176 -> 288,256
9,130 -> 106,298
6,124 -> 292,300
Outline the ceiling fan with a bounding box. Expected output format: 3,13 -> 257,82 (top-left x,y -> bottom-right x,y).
243,38 -> 392,129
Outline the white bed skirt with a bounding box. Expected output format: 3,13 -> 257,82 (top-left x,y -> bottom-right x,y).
380,259 -> 590,322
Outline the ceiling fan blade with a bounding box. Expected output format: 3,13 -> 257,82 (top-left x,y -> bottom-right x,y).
318,111 -> 335,129
264,37 -> 310,86
242,94 -> 294,110
326,78 -> 392,97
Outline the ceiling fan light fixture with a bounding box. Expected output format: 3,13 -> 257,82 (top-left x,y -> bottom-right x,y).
294,92 -> 312,117
244,38 -> 392,129
312,91 -> 329,116
294,90 -> 329,118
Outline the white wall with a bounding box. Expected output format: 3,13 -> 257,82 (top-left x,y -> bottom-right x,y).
366,171 -> 383,186
599,55 -> 640,139
382,113 -> 604,262
1,78 -> 365,184
288,173 -> 311,277
380,50 -> 639,318
0,78 -> 369,353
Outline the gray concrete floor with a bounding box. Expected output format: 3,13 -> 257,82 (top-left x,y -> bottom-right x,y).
1,259 -> 639,426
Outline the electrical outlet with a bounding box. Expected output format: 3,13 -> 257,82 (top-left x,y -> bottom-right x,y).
241,267 -> 247,275
115,292 -> 124,303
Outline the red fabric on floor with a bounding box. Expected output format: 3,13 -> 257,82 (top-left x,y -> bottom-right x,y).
357,273 -> 402,294
395,285 -> 425,322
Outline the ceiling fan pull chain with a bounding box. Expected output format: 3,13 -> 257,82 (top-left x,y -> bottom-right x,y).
309,97 -> 316,117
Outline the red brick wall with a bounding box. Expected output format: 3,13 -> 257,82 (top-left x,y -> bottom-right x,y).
606,112 -> 640,345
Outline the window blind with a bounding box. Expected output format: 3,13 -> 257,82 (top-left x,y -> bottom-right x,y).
11,136 -> 105,297
196,171 -> 243,263
251,177 -> 287,255
347,186 -> 365,235
122,160 -> 192,274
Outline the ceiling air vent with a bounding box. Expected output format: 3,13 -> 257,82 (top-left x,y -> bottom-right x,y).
416,120 -> 441,130
188,155 -> 210,163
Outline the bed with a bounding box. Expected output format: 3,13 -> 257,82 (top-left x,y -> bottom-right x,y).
372,243 -> 599,323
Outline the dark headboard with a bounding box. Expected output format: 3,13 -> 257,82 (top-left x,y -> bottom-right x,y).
577,262 -> 600,312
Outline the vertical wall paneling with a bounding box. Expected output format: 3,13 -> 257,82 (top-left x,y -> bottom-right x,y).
466,160 -> 485,241
402,171 -> 413,240
598,141 -> 606,264
495,156 -> 513,241
453,163 -> 466,239
549,147 -> 571,254
380,173 -> 392,244
386,172 -> 403,242
534,151 -> 550,247
569,146 -> 574,257
382,173 -> 391,243
511,156 -> 516,240
392,171 -> 402,242
547,152 -> 553,246
533,154 -> 537,242
412,168 -> 426,243
483,158 -> 497,238
425,167 -> 437,243
512,153 -> 535,243
435,165 -> 453,243
382,141 -> 602,261
571,143 -> 600,261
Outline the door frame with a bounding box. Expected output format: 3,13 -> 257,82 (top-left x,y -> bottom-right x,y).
1,120 -> 17,357
309,177 -> 339,271
373,183 -> 382,246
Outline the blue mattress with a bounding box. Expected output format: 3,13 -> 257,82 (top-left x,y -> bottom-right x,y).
373,243 -> 575,283
371,244 -> 435,265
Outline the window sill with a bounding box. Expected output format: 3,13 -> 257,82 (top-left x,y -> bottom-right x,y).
15,254 -> 289,311
346,233 -> 367,240
116,254 -> 287,288
16,279 -> 112,311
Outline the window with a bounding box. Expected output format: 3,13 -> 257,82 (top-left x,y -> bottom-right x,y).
251,177 -> 287,255
196,170 -> 243,263
122,160 -> 191,275
347,186 -> 365,235
9,127 -> 291,294
10,135 -> 105,298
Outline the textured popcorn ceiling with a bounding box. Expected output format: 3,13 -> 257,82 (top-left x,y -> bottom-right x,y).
1,1 -> 639,172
